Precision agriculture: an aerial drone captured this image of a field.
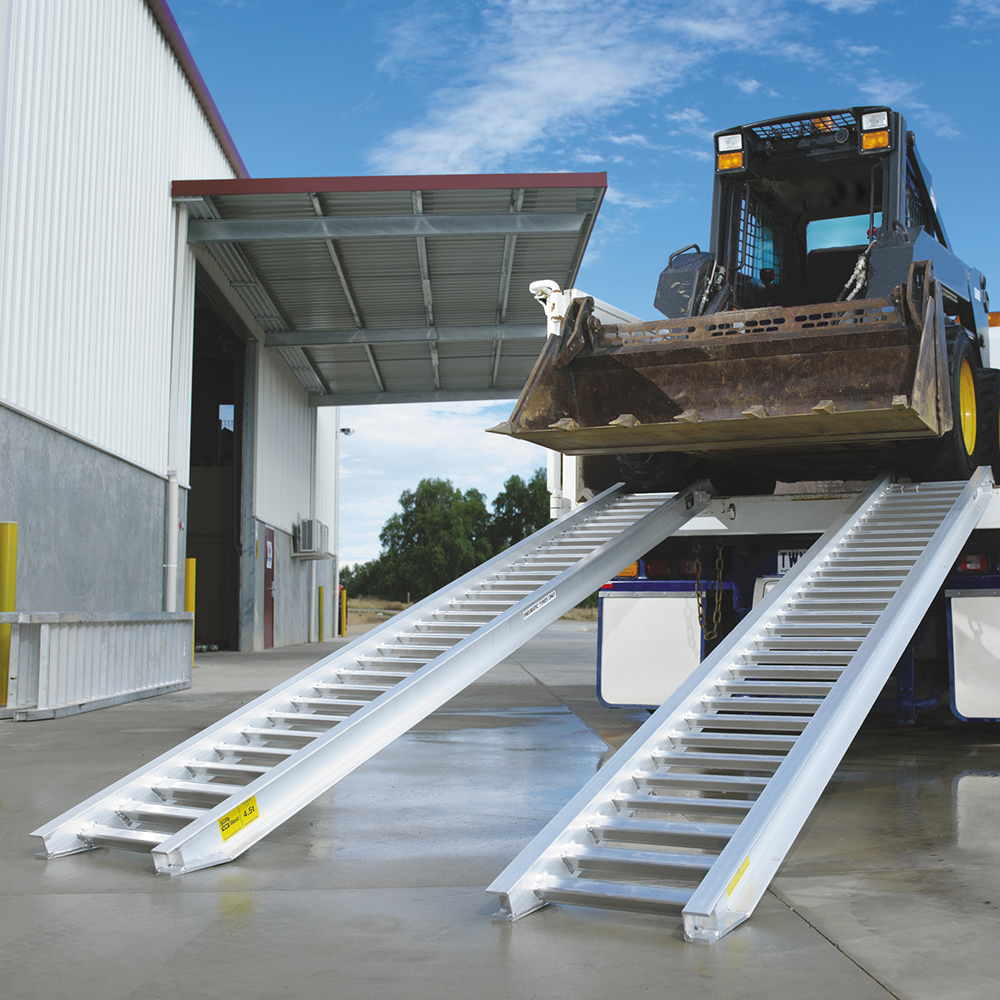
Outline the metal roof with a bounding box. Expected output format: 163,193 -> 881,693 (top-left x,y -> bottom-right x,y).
171,173 -> 606,405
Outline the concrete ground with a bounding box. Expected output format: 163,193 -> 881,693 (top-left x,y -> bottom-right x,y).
3,620 -> 1000,1000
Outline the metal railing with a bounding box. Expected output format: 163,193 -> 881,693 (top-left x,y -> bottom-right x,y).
1,612 -> 193,721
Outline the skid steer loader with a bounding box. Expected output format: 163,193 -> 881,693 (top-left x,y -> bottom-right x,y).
492,107 -> 995,493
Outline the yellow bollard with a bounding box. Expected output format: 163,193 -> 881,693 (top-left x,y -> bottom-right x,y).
1,523 -> 18,706
339,585 -> 348,638
185,557 -> 196,663
318,585 -> 325,642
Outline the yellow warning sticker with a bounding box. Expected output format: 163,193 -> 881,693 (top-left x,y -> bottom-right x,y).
726,855 -> 750,897
218,796 -> 260,842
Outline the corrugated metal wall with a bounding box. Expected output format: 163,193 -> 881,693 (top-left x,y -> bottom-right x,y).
0,0 -> 235,476
255,346 -> 317,534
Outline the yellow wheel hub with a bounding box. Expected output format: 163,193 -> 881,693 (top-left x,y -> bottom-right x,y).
959,358 -> 977,456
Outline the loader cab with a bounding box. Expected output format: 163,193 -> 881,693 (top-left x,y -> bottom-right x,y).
708,107 -> 948,311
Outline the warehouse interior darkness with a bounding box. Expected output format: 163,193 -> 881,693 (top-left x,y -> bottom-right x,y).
187,274 -> 247,649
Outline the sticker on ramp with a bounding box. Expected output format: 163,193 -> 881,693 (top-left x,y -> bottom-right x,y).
523,591 -> 556,620
726,854 -> 750,896
218,796 -> 260,842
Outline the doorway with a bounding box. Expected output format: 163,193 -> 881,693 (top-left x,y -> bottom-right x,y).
187,274 -> 247,650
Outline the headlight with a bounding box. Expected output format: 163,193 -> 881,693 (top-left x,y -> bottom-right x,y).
861,111 -> 889,130
717,134 -> 743,152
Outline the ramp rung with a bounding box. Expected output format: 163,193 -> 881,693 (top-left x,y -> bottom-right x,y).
153,779 -> 246,801
117,801 -> 207,824
728,666 -> 844,682
758,636 -> 863,651
266,712 -> 340,728
686,713 -> 811,733
614,794 -> 753,817
670,732 -> 799,751
714,681 -> 833,697
288,697 -> 365,712
650,749 -> 785,771
633,770 -> 768,792
765,623 -> 870,637
215,743 -> 295,759
312,683 -> 386,696
80,826 -> 171,850
185,761 -> 270,778
590,818 -> 734,848
565,847 -> 715,879
239,727 -> 320,743
537,877 -> 694,914
342,664 -> 422,676
376,644 -> 450,656
702,695 -> 822,714
742,650 -> 853,666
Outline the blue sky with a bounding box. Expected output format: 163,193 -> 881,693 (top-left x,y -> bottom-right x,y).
173,0 -> 1000,564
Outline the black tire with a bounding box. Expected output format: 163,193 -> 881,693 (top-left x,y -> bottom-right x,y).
978,367 -> 1000,483
707,463 -> 776,497
927,329 -> 983,481
616,452 -> 703,493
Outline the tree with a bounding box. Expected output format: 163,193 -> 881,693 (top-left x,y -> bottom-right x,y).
343,469 -> 550,603
360,479 -> 494,602
488,468 -> 549,552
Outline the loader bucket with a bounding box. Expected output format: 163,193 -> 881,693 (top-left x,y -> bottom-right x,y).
490,263 -> 953,481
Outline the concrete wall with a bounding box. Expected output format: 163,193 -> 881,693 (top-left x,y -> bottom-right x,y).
0,404 -> 186,612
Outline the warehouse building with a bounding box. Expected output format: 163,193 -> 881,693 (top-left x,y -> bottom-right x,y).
0,0 -> 604,677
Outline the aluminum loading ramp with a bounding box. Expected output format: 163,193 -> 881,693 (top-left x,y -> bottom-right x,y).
488,469 -> 993,942
33,483 -> 710,875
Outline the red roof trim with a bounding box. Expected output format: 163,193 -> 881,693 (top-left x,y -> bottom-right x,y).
172,172 -> 607,198
146,1 -> 249,179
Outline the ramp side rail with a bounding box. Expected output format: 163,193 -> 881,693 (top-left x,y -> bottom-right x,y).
33,482 -> 710,875
488,469 -> 993,941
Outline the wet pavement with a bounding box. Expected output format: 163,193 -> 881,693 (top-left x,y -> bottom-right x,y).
2,621 -> 1000,999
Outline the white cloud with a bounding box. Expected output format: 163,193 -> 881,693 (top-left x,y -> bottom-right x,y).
369,1 -> 707,174
604,187 -> 656,209
857,75 -> 961,138
806,0 -> 880,11
950,0 -> 1000,23
607,133 -> 652,147
337,400 -> 548,564
367,0 -> 889,175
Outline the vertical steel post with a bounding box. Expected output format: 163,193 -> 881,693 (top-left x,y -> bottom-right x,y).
318,585 -> 325,643
339,585 -> 347,638
185,558 -> 196,662
0,523 -> 17,705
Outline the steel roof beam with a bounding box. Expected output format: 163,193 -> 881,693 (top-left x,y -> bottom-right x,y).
490,339 -> 503,388
363,343 -> 386,393
412,191 -> 435,326
310,193 -> 363,328
309,387 -> 521,407
187,213 -> 586,243
430,342 -> 441,390
265,323 -> 545,348
496,188 -> 524,324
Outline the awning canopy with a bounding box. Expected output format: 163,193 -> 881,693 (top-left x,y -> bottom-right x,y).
172,173 -> 606,406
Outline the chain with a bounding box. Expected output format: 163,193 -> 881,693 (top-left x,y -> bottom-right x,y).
694,543 -> 726,641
